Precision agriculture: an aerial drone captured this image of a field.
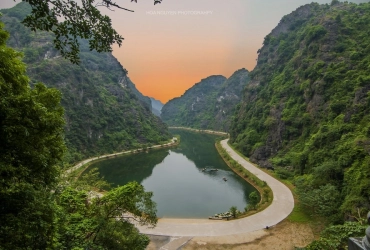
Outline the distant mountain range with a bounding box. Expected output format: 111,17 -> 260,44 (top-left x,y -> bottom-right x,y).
161,69 -> 250,131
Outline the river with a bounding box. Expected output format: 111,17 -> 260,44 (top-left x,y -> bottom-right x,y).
83,129 -> 257,218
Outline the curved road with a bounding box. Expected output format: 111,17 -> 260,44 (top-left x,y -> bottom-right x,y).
138,138 -> 294,237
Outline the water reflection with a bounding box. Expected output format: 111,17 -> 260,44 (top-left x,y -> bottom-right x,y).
84,129 -> 257,218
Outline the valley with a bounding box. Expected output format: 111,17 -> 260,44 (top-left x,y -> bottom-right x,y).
1,1 -> 370,250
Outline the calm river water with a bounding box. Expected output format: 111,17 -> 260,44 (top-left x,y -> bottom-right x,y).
85,129 -> 257,218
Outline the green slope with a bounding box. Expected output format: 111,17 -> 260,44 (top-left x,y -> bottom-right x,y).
0,2 -> 170,163
230,1 -> 370,219
162,69 -> 250,131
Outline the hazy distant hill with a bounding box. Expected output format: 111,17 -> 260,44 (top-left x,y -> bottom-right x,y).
0,2 -> 170,163
161,69 -> 250,131
150,97 -> 164,117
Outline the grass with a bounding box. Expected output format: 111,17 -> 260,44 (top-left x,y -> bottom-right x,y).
288,204 -> 312,223
215,141 -> 273,218
227,141 -> 250,161
220,141 -> 318,226
257,167 -> 314,224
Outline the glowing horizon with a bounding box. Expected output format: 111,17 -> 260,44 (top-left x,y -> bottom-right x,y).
1,0 -> 368,103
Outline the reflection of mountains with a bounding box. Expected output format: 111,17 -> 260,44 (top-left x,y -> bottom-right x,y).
170,129 -> 227,170
85,149 -> 169,188
199,168 -> 253,204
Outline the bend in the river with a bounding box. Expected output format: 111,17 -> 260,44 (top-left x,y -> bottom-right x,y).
138,138 -> 294,236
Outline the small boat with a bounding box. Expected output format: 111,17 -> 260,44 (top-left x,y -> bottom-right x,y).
223,177 -> 227,181
209,169 -> 218,172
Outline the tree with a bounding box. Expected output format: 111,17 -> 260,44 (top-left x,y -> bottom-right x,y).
0,21 -> 65,248
306,222 -> 367,250
55,182 -> 157,249
229,206 -> 238,218
246,191 -> 259,211
0,20 -> 157,249
21,0 -> 162,63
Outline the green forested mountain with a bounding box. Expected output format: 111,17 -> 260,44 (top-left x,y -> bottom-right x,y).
161,69 -> 249,131
0,2 -> 170,163
230,1 -> 370,221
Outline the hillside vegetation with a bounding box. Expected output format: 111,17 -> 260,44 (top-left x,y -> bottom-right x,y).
0,3 -> 170,163
162,69 -> 250,131
230,1 -> 370,230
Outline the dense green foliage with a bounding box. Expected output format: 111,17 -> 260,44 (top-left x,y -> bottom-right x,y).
162,69 -> 250,131
0,20 -> 158,249
53,181 -> 157,250
0,20 -> 65,248
247,191 -> 259,211
230,1 -> 370,227
306,222 -> 367,250
1,3 -> 170,164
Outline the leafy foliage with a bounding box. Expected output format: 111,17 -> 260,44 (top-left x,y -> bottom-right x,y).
0,18 -> 158,249
17,0 -> 161,63
0,20 -> 65,248
54,182 -> 156,250
230,1 -> 370,224
247,191 -> 259,210
1,3 -> 171,164
305,222 -> 367,250
229,206 -> 238,218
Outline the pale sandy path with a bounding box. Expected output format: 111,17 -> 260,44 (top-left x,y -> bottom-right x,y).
138,138 -> 294,237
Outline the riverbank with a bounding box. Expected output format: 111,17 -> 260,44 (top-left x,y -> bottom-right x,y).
138,138 -> 294,236
169,126 -> 228,136
66,137 -> 178,175
215,141 -> 273,218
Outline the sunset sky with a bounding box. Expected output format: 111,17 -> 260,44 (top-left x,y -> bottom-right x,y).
0,0 -> 368,103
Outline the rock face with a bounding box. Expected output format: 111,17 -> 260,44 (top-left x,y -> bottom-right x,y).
150,97 -> 164,117
161,69 -> 250,131
0,2 -> 170,163
229,1 -> 370,216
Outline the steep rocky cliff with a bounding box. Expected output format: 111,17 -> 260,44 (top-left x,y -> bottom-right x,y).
161,69 -> 249,131
230,2 -> 370,216
0,3 -> 170,163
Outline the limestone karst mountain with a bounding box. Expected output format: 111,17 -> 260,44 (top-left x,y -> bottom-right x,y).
229,2 -> 370,220
161,69 -> 250,131
0,2 -> 170,163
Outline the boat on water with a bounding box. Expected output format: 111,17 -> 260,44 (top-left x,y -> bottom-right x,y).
201,167 -> 218,172
223,177 -> 227,181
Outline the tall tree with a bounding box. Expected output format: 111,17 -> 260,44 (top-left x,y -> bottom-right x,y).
0,19 -> 158,248
55,182 -> 157,249
0,20 -> 65,248
21,0 -> 162,63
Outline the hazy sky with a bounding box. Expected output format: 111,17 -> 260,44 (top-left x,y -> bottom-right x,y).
0,0 -> 368,103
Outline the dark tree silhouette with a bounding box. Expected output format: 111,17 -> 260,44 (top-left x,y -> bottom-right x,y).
21,0 -> 162,63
